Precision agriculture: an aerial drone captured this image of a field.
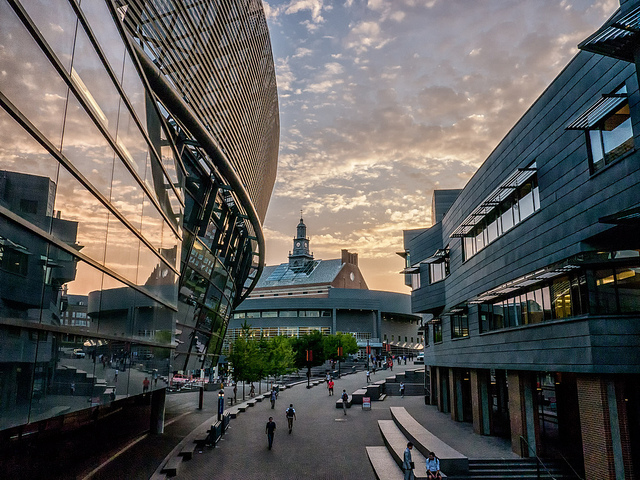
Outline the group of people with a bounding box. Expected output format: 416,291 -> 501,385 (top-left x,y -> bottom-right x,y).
403,442 -> 442,479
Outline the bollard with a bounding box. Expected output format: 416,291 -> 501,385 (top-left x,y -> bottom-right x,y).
199,386 -> 204,410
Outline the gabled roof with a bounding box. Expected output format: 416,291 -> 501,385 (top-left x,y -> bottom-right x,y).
255,259 -> 344,289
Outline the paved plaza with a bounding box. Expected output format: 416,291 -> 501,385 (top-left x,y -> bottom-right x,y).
87,362 -> 516,479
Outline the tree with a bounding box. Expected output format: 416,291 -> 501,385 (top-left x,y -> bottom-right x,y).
227,322 -> 258,389
290,330 -> 325,370
323,332 -> 358,361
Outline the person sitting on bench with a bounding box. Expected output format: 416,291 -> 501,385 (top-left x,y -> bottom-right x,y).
426,451 -> 441,479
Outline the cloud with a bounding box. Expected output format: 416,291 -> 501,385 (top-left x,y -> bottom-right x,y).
345,21 -> 393,53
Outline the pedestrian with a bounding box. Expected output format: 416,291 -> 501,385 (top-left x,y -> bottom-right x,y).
341,390 -> 349,415
233,383 -> 238,404
266,416 -> 276,450
270,387 -> 277,409
70,382 -> 75,396
400,382 -> 405,398
403,442 -> 415,480
326,372 -> 331,383
366,370 -> 371,383
327,379 -> 334,396
250,383 -> 255,397
143,377 -> 150,393
285,404 -> 296,433
426,451 -> 442,479
114,368 -> 118,382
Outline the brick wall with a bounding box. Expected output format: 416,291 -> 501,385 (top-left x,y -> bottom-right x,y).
577,376 -> 615,480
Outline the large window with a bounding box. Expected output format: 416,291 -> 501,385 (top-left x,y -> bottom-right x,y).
587,87 -> 634,173
480,273 -> 588,333
429,259 -> 449,284
433,322 -> 442,343
451,314 -> 469,338
462,174 -> 539,261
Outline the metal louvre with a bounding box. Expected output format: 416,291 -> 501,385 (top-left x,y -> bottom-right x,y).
578,5 -> 640,62
566,94 -> 627,130
450,164 -> 536,238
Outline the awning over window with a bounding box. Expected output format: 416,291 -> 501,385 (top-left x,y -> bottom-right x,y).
578,5 -> 640,62
450,164 -> 536,238
566,93 -> 627,130
600,206 -> 640,225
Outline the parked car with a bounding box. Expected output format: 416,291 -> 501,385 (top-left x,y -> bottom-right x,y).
415,353 -> 424,364
73,348 -> 86,358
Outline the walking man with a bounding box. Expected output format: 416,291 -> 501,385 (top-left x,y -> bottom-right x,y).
402,442 -> 415,480
341,389 -> 349,415
285,404 -> 296,433
327,379 -> 334,396
400,382 -> 405,398
366,370 -> 371,383
270,387 -> 277,409
266,416 -> 276,450
143,377 -> 150,393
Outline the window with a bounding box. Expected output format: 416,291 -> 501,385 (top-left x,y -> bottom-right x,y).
246,311 -> 260,318
411,272 -> 421,289
261,311 -> 277,318
451,314 -> 469,338
588,100 -> 634,172
569,85 -> 634,173
279,310 -> 297,317
433,323 -> 442,343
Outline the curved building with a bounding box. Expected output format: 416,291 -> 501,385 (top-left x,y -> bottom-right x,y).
228,218 -> 425,359
0,0 -> 278,472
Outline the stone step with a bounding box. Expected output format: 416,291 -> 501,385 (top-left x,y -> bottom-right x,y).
366,446 -> 404,480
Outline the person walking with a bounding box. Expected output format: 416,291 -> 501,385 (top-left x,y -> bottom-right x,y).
265,416 -> 276,450
233,383 -> 238,404
250,383 -> 255,397
402,442 -> 415,480
426,451 -> 442,479
400,382 -> 405,398
270,387 -> 277,409
327,379 -> 334,396
366,370 -> 371,383
341,390 -> 349,415
143,377 -> 150,393
285,404 -> 296,433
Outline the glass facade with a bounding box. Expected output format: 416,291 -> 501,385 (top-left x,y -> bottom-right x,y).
0,0 -> 278,440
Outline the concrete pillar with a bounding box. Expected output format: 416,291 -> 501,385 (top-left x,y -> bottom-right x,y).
471,369 -> 491,435
437,367 -> 449,413
332,308 -> 337,334
449,368 -> 464,421
150,388 -> 166,434
577,375 -> 632,480
508,371 -> 538,457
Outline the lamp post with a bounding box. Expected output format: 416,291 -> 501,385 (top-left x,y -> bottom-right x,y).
217,389 -> 224,421
306,349 -> 312,388
337,341 -> 343,378
366,339 -> 371,371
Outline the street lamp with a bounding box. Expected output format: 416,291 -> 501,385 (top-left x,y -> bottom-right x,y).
337,341 -> 343,378
306,349 -> 312,388
217,389 -> 224,421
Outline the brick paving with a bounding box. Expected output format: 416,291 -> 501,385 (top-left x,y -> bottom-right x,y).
91,363 -> 517,479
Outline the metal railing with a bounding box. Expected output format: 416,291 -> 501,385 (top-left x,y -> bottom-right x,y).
519,436 -> 556,480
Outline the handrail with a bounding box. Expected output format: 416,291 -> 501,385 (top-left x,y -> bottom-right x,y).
560,453 -> 585,480
518,436 -> 556,480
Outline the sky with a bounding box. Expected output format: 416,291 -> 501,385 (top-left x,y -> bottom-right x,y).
259,0 -> 618,293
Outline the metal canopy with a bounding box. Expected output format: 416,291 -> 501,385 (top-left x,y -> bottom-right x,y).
450,164 -> 537,238
600,206 -> 640,225
578,5 -> 640,62
566,93 -> 627,130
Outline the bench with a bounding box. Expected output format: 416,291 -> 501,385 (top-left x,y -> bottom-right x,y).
390,407 -> 466,476
366,446 -> 404,480
350,388 -> 368,405
247,399 -> 257,407
161,456 -> 182,476
336,396 -> 352,409
228,407 -> 241,419
179,441 -> 198,460
378,420 -> 428,479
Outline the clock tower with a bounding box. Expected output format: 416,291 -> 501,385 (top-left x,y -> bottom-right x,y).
288,214 -> 314,270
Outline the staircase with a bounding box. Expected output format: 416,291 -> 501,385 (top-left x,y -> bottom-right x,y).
446,458 -> 577,480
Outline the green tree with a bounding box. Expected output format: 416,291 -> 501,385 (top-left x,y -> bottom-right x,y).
323,332 -> 358,361
227,322 -> 258,389
290,330 -> 325,370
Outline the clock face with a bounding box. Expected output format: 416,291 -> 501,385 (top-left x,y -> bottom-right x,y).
296,242 -> 301,247
304,242 -> 308,248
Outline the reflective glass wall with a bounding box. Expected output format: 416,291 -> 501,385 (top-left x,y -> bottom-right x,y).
0,0 -> 182,431
0,0 -> 277,437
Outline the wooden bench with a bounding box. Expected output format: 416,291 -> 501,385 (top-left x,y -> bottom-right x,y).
390,407 -> 466,476
179,441 -> 198,460
366,446 -> 404,480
